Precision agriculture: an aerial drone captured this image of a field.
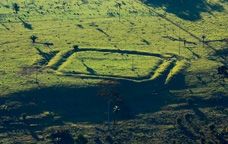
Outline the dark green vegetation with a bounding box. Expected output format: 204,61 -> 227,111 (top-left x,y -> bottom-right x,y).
0,0 -> 228,143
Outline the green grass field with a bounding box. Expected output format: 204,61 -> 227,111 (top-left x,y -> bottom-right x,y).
0,0 -> 227,96
0,0 -> 228,143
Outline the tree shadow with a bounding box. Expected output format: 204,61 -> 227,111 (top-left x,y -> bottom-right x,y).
81,60 -> 97,75
18,17 -> 33,30
142,0 -> 224,21
35,48 -> 58,66
0,23 -> 10,30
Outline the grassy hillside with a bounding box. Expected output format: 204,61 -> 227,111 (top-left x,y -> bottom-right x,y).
0,0 -> 227,95
0,0 -> 227,143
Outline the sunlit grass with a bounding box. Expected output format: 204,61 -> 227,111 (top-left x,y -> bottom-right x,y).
0,0 -> 227,95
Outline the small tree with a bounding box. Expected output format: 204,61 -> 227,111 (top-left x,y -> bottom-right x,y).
202,35 -> 206,47
12,3 -> 20,14
30,35 -> 38,43
73,45 -> 79,51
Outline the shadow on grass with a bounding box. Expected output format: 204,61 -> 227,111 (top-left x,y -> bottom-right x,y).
78,47 -> 164,58
81,60 -> 97,75
35,48 -> 58,66
0,67 -> 189,137
0,79 -> 180,124
142,0 -> 224,21
214,47 -> 228,57
209,47 -> 228,66
18,17 -> 33,30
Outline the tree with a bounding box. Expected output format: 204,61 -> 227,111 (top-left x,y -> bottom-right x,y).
76,134 -> 88,144
12,3 -> 20,14
113,105 -> 120,125
202,35 -> 206,47
30,35 -> 38,43
73,45 -> 79,51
